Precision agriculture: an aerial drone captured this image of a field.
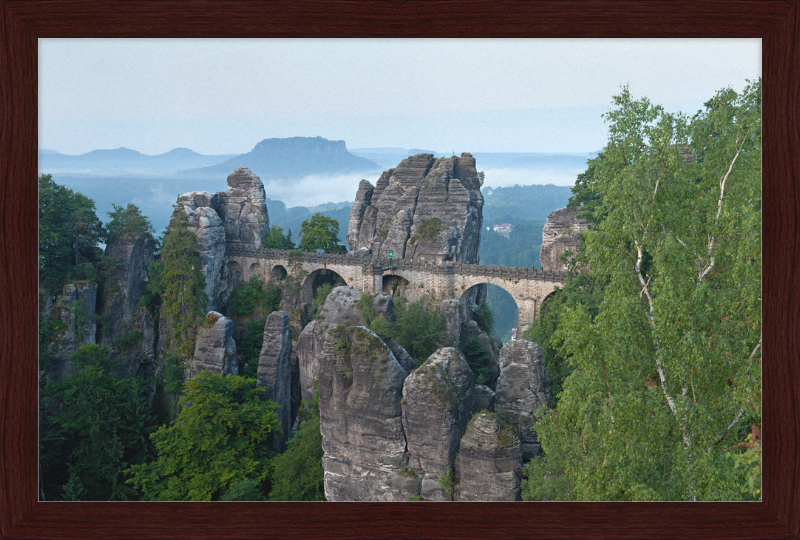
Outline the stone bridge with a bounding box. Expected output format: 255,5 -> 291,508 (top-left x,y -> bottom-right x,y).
226,244 -> 567,336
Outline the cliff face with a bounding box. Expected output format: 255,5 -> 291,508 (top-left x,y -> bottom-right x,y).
99,232 -> 158,378
43,281 -> 99,379
539,206 -> 590,272
347,153 -> 484,264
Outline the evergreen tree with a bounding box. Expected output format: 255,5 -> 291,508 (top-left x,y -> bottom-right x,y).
105,203 -> 155,243
264,224 -> 296,250
161,204 -> 208,361
39,174 -> 104,293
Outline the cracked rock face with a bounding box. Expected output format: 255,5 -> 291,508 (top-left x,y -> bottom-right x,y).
539,206 -> 590,272
188,312 -> 238,378
455,411 -> 523,501
319,325 -> 415,501
257,311 -> 293,451
494,340 -> 551,460
347,153 -> 483,264
215,167 -> 269,248
401,347 -> 475,500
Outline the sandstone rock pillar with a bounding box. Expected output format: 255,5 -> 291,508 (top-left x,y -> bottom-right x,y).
257,311 -> 293,451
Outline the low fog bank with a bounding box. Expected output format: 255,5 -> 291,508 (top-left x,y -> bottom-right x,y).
261,172 -> 369,208
481,166 -> 584,189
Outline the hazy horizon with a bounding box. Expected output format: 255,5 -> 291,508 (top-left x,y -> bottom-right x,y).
40,39 -> 761,157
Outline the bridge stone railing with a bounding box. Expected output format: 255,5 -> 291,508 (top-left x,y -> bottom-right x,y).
225,244 -> 568,283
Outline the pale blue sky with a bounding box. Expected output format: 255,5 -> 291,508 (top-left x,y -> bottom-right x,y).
39,39 -> 761,156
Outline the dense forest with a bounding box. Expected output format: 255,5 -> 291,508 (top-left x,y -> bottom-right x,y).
39,80 -> 760,501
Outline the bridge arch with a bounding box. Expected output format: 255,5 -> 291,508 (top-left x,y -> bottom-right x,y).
248,263 -> 263,281
382,274 -> 410,298
459,283 -> 520,343
303,268 -> 347,305
270,264 -> 288,281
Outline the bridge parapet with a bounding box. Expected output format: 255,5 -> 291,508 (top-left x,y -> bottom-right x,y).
225,243 -> 568,283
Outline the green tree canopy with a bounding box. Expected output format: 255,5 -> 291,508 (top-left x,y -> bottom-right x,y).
105,203 -> 155,243
264,224 -> 296,250
39,174 -> 105,292
125,372 -> 281,501
535,80 -> 761,501
40,345 -> 157,501
299,213 -> 344,253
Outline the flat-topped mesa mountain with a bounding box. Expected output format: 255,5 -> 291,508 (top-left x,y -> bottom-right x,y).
347,153 -> 484,264
176,137 -> 381,180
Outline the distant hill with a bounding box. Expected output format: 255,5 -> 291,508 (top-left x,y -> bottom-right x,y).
176,137 -> 381,180
38,147 -> 236,177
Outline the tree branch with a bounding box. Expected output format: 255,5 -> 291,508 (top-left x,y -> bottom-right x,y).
699,129 -> 751,284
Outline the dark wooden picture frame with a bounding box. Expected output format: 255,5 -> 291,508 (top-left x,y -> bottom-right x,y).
1,1 -> 797,538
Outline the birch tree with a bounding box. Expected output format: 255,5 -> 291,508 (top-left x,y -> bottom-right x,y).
531,80 -> 761,501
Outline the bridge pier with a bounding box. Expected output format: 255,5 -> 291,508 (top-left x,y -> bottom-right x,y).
515,297 -> 538,340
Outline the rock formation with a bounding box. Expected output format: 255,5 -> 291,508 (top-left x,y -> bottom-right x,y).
473,384 -> 495,413
319,325 -> 415,501
187,312 -> 239,378
177,191 -> 227,308
175,168 -> 269,310
539,206 -> 590,272
347,153 -> 484,264
494,340 -> 551,460
99,232 -> 158,377
454,411 -> 523,501
43,281 -> 99,378
257,311 -> 293,451
296,286 -> 398,401
215,167 -> 269,247
401,348 -> 475,500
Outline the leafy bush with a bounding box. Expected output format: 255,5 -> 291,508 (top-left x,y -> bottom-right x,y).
138,261 -> 164,316
521,454 -> 576,501
437,469 -> 456,495
219,479 -> 267,501
229,276 -> 282,317
238,318 -> 267,379
417,218 -> 444,241
311,283 -> 334,317
392,298 -> 445,367
269,391 -> 325,501
114,330 -> 143,350
125,373 -> 280,501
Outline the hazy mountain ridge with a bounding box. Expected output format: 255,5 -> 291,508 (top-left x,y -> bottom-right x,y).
38,147 -> 236,177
